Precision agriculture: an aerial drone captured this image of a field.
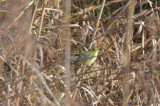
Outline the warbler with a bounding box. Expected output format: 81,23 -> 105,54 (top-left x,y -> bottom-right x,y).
74,48 -> 99,66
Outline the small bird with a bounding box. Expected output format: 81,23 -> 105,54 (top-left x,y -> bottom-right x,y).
74,48 -> 99,66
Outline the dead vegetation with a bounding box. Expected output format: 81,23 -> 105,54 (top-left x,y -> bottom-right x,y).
0,0 -> 160,105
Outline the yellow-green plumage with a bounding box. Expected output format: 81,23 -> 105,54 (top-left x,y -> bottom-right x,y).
75,48 -> 99,66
